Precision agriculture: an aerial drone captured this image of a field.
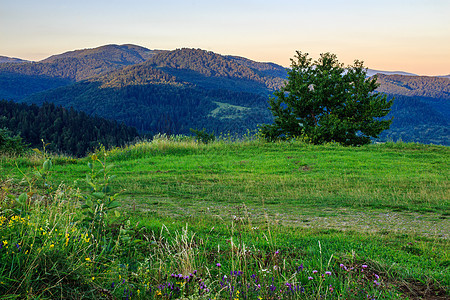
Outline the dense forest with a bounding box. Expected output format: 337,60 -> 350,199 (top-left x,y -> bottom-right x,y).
0,45 -> 448,146
23,80 -> 273,135
378,95 -> 449,145
0,100 -> 139,156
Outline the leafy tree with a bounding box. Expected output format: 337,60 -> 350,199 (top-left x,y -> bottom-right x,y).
190,128 -> 216,144
0,127 -> 27,155
261,51 -> 393,145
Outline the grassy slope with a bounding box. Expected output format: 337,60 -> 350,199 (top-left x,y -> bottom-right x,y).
1,139 -> 449,298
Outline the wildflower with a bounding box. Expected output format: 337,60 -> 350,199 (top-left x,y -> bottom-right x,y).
85,257 -> 91,261
92,277 -> 95,281
329,285 -> 334,292
325,271 -> 332,276
298,263 -> 304,271
49,244 -> 54,249
362,264 -> 368,269
2,240 -> 7,246
216,263 -> 221,267
308,276 -> 313,280
374,280 -> 380,286
312,270 -> 318,274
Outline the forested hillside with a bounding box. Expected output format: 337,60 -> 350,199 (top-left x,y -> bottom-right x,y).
374,75 -> 450,145
0,100 -> 139,156
147,48 -> 286,93
376,74 -> 450,99
0,45 -> 448,145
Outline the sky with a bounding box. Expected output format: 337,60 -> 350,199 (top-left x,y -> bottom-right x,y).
1,0 -> 449,76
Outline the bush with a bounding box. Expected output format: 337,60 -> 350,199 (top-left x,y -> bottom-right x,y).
0,128 -> 27,155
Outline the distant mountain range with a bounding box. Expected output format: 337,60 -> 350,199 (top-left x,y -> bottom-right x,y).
1,44 -> 448,145
0,56 -> 29,63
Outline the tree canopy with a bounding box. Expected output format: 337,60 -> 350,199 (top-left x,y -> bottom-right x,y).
261,51 -> 393,146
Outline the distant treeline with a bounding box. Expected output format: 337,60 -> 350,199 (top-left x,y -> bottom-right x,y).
0,100 -> 139,157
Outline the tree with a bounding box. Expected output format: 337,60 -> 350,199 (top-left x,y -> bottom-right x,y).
261,51 -> 393,145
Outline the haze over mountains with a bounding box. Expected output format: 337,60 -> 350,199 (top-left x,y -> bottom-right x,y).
1,44 -> 448,146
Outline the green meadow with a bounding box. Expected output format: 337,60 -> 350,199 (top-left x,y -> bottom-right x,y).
0,136 -> 449,299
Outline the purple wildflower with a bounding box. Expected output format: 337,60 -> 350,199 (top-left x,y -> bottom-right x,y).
308,276 -> 314,280
216,263 -> 221,268
325,271 -> 332,276
312,270 -> 318,274
362,264 -> 368,269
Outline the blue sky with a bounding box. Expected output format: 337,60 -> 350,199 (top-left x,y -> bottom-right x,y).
1,0 -> 449,75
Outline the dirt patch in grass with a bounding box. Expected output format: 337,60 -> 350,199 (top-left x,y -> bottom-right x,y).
123,197 -> 449,239
397,279 -> 449,299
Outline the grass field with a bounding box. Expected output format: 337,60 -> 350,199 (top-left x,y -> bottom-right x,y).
0,137 -> 449,299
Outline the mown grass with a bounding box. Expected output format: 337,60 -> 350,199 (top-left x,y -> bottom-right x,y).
0,137 -> 448,299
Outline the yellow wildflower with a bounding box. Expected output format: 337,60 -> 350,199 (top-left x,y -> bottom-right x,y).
49,244 -> 54,249
85,257 -> 91,261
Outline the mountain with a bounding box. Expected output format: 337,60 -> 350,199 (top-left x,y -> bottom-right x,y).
1,45 -> 448,145
0,44 -> 157,82
0,56 -> 29,63
366,69 -> 417,77
375,74 -> 450,99
374,74 -> 449,145
21,49 -> 275,135
0,44 -> 160,100
145,48 -> 286,93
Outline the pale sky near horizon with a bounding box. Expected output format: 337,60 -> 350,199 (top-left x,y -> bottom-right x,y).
1,0 -> 449,76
